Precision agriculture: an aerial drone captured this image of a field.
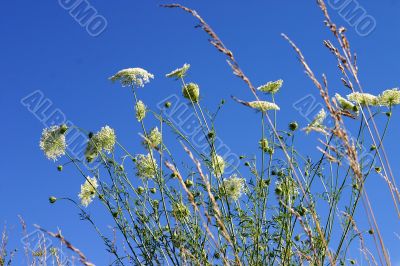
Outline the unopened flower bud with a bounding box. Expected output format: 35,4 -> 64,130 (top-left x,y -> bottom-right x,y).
49,196 -> 57,204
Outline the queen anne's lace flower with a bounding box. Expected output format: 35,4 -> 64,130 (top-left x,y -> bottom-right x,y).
143,127 -> 162,148
166,63 -> 190,79
248,101 -> 280,112
220,175 -> 245,201
211,154 -> 225,177
304,109 -> 326,134
78,177 -> 98,207
347,92 -> 378,106
135,153 -> 158,179
335,93 -> 355,111
135,100 -> 147,122
257,79 -> 283,94
378,88 -> 400,106
40,126 -> 67,161
172,202 -> 190,221
182,83 -> 200,102
110,68 -> 154,87
85,126 -> 116,162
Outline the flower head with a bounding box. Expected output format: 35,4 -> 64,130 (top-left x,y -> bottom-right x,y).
335,93 -> 355,111
172,202 -> 190,221
257,79 -> 283,94
211,154 -> 225,177
166,63 -> 190,79
85,126 -> 116,162
78,177 -> 98,207
135,100 -> 147,122
347,92 -> 378,106
182,83 -> 200,103
304,109 -> 326,134
248,101 -> 280,112
220,175 -> 245,201
143,127 -> 162,148
135,153 -> 158,179
110,68 -> 154,87
378,88 -> 400,106
40,126 -> 67,161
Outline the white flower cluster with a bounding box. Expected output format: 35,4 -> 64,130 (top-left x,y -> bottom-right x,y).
211,154 -> 225,177
78,176 -> 98,207
135,153 -> 158,179
305,109 -> 326,134
257,79 -> 283,94
220,175 -> 245,201
85,126 -> 116,162
248,101 -> 280,112
143,127 -> 162,148
135,100 -> 147,122
110,68 -> 154,87
40,125 -> 67,161
166,63 -> 190,79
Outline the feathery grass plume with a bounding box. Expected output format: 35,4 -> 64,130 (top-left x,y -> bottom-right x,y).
143,127 -> 162,148
211,154 -> 225,177
135,153 -> 158,179
109,68 -> 154,87
335,93 -> 355,111
182,82 -> 200,102
347,92 -> 379,106
172,202 -> 190,221
78,177 -> 98,207
166,63 -> 190,79
135,100 -> 147,122
248,100 -> 280,111
85,126 -> 116,162
257,79 -> 283,94
220,174 -> 245,201
40,125 -> 67,161
378,88 -> 400,106
304,109 -> 326,134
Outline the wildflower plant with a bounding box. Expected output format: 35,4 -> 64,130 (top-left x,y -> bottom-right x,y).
38,2 -> 400,265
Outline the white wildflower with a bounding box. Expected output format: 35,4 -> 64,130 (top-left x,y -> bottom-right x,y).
257,79 -> 283,94
166,63 -> 190,79
135,153 -> 158,179
378,88 -> 400,106
335,93 -> 355,111
220,175 -> 245,201
110,68 -> 154,87
248,101 -> 280,112
143,127 -> 162,148
85,126 -> 116,162
135,100 -> 147,122
78,177 -> 98,207
304,109 -> 326,134
347,92 -> 378,106
211,154 -> 225,177
40,125 -> 67,161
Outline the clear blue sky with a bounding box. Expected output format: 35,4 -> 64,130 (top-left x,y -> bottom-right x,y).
1,0 -> 400,264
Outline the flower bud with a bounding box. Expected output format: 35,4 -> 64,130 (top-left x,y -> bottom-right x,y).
185,179 -> 194,188
49,196 -> 57,204
57,165 -> 63,172
164,101 -> 172,108
59,124 -> 68,134
289,121 -> 298,131
137,186 -> 145,194
150,188 -> 156,194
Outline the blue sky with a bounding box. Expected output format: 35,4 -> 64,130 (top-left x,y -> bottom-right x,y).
1,0 -> 400,264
